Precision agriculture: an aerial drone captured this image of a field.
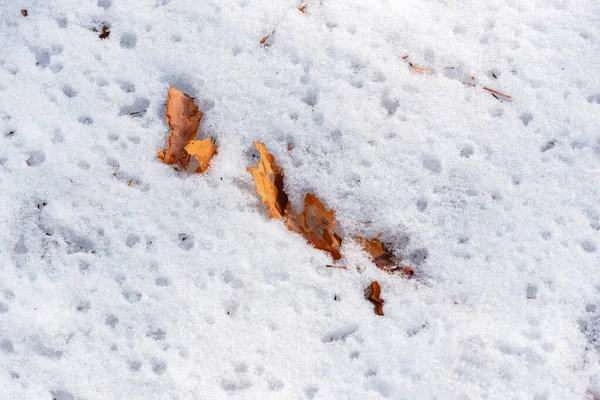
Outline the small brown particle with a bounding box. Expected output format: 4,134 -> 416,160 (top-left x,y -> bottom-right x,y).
99,25 -> 110,40
21,9 -> 28,17
93,25 -> 110,40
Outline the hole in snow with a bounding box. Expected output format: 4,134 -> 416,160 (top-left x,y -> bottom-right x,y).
581,240 -> 597,253
97,0 -> 112,8
125,234 -> 140,247
0,339 -> 13,353
119,97 -> 149,117
61,84 -> 77,98
178,233 -> 194,250
422,157 -> 441,174
460,145 -> 474,158
120,32 -> 137,49
526,284 -> 538,299
520,112 -> 534,126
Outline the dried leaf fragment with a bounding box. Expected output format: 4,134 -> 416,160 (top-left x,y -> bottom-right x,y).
260,31 -> 275,47
248,142 -> 288,219
158,87 -> 204,170
355,237 -> 414,277
21,9 -> 28,17
364,281 -> 384,316
286,194 -> 342,260
299,1 -> 307,13
185,138 -> 217,173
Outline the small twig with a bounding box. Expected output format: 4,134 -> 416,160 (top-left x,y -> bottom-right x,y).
462,81 -> 511,100
403,54 -> 511,100
404,55 -> 453,74
409,62 -> 433,74
482,86 -> 512,99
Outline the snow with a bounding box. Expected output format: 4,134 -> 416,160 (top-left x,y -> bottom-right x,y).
1,0 -> 599,398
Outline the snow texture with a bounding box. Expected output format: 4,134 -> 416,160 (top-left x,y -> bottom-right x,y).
1,0 -> 600,398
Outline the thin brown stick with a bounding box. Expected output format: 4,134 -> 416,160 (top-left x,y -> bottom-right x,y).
482,86 -> 512,98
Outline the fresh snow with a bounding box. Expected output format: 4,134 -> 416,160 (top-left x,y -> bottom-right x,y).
1,0 -> 600,399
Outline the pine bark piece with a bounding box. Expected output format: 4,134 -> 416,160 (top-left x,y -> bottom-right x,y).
185,138 -> 217,173
247,142 -> 342,260
286,194 -> 342,260
364,281 -> 384,316
247,142 -> 289,219
158,87 -> 204,170
355,237 -> 414,277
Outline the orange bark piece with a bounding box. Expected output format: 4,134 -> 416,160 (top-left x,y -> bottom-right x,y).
286,194 -> 342,260
247,142 -> 341,260
158,87 -> 204,170
185,138 -> 217,173
364,281 -> 384,316
355,237 -> 414,277
248,142 -> 289,219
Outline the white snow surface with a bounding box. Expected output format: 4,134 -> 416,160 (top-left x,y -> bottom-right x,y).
1,0 -> 600,398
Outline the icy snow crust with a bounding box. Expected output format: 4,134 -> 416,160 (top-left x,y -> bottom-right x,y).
1,0 -> 600,398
